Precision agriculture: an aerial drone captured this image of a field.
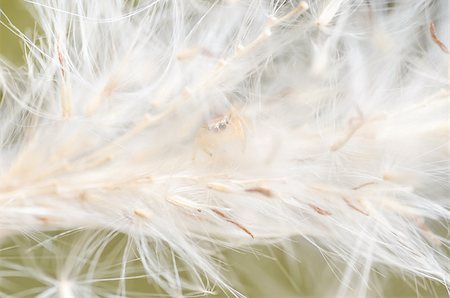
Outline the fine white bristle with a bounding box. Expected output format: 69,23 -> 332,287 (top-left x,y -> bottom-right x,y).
0,0 -> 449,297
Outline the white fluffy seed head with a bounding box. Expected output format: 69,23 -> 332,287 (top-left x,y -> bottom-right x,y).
0,0 -> 449,296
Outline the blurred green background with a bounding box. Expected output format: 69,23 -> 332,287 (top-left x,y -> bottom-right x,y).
0,1 -> 447,297
0,0 -> 34,65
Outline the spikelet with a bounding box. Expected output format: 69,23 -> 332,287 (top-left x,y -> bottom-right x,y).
0,0 -> 449,297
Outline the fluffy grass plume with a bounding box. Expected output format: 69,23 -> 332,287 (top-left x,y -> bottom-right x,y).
0,0 -> 449,297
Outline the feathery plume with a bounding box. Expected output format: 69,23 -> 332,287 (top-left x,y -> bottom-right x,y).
0,0 -> 449,296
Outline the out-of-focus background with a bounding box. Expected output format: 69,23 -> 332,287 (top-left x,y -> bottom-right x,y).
0,1 -> 447,297
0,0 -> 34,65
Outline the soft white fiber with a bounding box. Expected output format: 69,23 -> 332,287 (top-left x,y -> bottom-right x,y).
0,0 -> 448,297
